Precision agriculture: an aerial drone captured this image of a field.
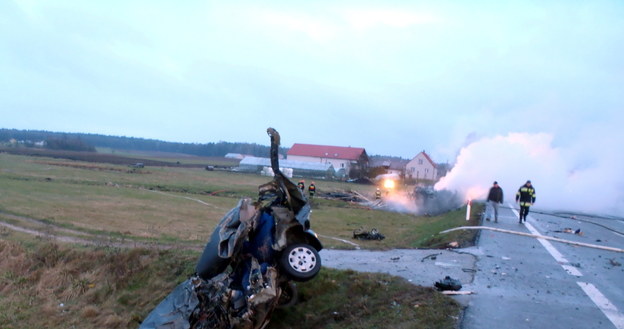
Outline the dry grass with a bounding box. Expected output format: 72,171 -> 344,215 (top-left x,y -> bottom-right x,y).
0,238 -> 461,329
0,239 -> 196,328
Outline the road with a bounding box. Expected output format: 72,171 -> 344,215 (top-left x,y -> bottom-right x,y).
458,203 -> 624,329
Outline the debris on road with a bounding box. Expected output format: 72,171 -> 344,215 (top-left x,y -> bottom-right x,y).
441,290 -> 474,295
421,253 -> 442,262
434,276 -> 462,291
553,228 -> 583,236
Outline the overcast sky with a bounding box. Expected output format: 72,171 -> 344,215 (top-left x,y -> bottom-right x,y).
2,0 -> 621,160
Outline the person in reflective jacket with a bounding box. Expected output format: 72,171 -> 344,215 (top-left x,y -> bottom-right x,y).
308,182 -> 316,198
515,180 -> 536,223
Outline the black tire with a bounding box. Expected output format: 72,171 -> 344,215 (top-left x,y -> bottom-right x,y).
277,282 -> 299,308
279,243 -> 321,282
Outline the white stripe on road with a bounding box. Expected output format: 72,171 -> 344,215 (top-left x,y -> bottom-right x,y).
577,282 -> 624,329
508,203 -> 624,329
508,204 -> 583,276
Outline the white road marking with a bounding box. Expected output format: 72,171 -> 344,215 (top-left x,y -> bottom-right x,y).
508,203 -> 624,329
577,282 -> 624,329
508,204 -> 583,276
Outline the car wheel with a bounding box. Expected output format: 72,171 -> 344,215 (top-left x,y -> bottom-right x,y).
277,282 -> 299,308
279,243 -> 321,282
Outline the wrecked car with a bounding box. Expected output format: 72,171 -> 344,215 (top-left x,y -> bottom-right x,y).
412,186 -> 462,216
140,128 -> 323,329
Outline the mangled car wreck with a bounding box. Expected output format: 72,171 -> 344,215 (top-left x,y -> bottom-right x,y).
140,128 -> 323,329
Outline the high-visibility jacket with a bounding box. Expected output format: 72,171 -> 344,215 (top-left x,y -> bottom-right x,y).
515,184 -> 536,206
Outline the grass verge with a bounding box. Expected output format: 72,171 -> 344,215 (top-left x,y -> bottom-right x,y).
0,238 -> 461,329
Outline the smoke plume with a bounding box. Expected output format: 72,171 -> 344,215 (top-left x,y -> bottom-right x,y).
435,132 -> 624,218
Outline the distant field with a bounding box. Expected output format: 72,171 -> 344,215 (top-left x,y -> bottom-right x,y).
96,147 -> 241,166
0,147 -> 240,168
0,152 -> 480,249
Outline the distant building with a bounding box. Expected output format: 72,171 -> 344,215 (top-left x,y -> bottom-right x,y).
237,156 -> 335,179
405,151 -> 437,182
226,153 -> 282,160
287,143 -> 368,178
225,153 -> 247,160
369,158 -> 409,177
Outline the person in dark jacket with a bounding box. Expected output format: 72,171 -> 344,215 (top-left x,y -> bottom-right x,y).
486,181 -> 504,222
515,180 -> 536,223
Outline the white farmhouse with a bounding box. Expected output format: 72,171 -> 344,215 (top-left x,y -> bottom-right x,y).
405,151 -> 437,182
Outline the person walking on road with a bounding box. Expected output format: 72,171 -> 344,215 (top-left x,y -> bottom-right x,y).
486,181 -> 504,222
515,180 -> 536,223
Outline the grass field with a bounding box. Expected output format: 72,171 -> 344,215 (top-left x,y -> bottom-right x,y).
0,152 -> 480,249
0,151 -> 481,328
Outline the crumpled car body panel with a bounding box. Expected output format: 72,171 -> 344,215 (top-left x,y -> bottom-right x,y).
139,279 -> 199,329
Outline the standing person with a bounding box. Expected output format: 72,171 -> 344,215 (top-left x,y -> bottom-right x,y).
308,181 -> 316,198
375,188 -> 381,200
515,180 -> 536,223
486,181 -> 504,222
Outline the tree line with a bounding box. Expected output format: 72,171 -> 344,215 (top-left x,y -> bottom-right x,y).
0,129 -> 283,157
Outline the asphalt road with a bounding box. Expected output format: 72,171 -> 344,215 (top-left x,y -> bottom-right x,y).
458,203 -> 624,329
321,204 -> 624,329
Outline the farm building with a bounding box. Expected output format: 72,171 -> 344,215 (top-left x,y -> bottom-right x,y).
369,158 -> 409,177
286,143 -> 368,178
237,156 -> 335,179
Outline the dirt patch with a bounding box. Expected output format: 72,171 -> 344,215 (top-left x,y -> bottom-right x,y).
0,211 -> 202,252
34,160 -> 139,173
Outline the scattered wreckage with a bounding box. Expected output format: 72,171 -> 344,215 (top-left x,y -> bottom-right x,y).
352,227 -> 385,240
434,276 -> 463,291
140,128 -> 323,329
318,185 -> 462,217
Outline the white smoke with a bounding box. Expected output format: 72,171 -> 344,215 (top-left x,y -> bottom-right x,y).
379,192 -> 419,214
435,131 -> 624,217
